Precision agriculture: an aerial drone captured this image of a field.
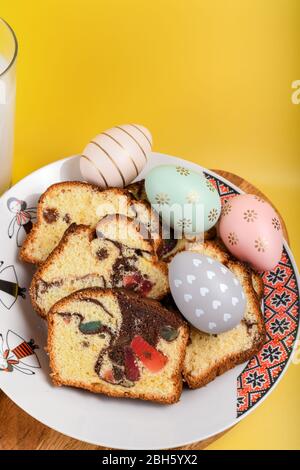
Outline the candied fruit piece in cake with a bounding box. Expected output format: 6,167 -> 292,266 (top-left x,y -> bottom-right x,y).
48,288 -> 189,404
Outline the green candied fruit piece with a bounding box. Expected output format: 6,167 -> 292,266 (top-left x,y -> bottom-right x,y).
79,321 -> 103,335
160,325 -> 179,342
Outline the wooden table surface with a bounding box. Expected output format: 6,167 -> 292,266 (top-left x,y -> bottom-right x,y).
0,170 -> 289,450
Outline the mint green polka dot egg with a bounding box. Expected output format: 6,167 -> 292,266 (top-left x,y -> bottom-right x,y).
145,165 -> 221,235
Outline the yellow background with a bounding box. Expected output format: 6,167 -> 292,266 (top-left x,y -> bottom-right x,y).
2,0 -> 299,449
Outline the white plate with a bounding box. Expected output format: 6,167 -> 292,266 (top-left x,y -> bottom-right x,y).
0,153 -> 299,449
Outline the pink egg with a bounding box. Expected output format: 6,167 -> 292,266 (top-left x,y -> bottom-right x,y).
218,194 -> 283,272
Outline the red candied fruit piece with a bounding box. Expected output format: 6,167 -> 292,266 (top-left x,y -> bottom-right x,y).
140,279 -> 153,296
123,274 -> 141,288
102,369 -> 115,384
124,347 -> 140,382
123,274 -> 153,296
131,336 -> 168,373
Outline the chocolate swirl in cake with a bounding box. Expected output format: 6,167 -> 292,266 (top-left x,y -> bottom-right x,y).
35,279 -> 64,295
43,208 -> 59,223
158,237 -> 178,257
95,291 -> 181,387
34,275 -> 106,298
96,236 -> 154,295
59,291 -> 182,388
34,236 -> 153,302
79,297 -> 113,317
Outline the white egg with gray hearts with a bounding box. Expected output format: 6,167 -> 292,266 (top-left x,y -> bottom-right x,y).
169,252 -> 246,334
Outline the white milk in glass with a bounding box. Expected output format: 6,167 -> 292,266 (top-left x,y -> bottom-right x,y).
0,55 -> 16,194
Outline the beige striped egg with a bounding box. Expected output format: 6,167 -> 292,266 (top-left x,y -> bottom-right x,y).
80,124 -> 152,188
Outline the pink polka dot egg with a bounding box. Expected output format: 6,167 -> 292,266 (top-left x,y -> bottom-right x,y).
218,194 -> 283,272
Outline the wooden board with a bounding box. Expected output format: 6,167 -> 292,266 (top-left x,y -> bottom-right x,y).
0,170 -> 289,450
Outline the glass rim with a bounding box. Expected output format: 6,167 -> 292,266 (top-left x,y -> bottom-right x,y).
0,18 -> 18,77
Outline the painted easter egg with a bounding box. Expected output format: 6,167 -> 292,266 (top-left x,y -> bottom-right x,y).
218,194 -> 283,272
169,252 -> 246,334
80,124 -> 152,188
145,165 -> 221,235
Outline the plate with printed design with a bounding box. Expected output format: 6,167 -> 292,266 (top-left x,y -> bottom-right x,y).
0,153 -> 299,449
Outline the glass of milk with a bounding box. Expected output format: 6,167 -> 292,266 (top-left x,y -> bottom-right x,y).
0,19 -> 17,195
